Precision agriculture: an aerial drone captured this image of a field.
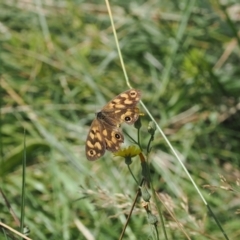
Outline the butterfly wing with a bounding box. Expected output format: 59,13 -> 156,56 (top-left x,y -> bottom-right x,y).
97,117 -> 124,152
101,125 -> 124,152
85,119 -> 106,161
101,89 -> 141,125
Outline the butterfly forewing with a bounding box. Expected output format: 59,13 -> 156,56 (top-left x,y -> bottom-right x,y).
102,89 -> 141,112
85,89 -> 141,161
101,89 -> 141,125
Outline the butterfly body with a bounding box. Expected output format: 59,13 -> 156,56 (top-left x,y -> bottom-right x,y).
85,89 -> 141,161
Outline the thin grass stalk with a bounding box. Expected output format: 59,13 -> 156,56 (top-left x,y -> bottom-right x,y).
20,130 -> 26,236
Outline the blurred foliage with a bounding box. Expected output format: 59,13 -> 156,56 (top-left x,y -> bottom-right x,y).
1,0 -> 240,239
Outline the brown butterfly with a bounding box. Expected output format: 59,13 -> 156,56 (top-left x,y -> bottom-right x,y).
85,89 -> 141,161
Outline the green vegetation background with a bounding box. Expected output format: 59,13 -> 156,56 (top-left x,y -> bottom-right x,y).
1,0 -> 240,239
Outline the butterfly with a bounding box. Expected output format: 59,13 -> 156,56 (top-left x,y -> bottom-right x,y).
85,89 -> 141,161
